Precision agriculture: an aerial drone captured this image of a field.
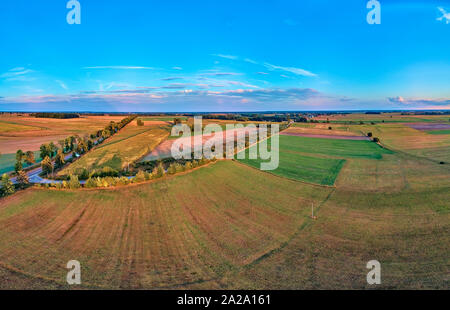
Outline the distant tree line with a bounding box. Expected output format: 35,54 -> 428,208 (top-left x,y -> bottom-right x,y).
32,113 -> 80,119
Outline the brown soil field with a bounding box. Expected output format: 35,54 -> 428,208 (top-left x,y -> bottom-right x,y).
284,125 -> 363,137
0,115 -> 125,153
0,161 -> 331,289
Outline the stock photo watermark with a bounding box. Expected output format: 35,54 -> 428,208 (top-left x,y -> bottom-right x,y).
170,116 -> 280,171
367,0 -> 381,25
366,260 -> 381,285
67,0 -> 81,25
66,260 -> 81,285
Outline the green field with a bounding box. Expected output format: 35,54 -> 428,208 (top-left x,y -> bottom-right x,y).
426,130 -> 450,135
0,151 -> 41,175
237,135 -> 392,185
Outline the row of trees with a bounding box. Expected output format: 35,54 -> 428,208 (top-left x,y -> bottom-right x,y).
40,115 -> 137,178
32,113 -> 80,119
40,157 -> 216,190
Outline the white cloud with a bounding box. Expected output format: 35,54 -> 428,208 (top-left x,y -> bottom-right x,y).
437,7 -> 450,24
83,66 -> 154,70
1,68 -> 34,79
263,62 -> 317,77
56,80 -> 68,90
212,54 -> 238,60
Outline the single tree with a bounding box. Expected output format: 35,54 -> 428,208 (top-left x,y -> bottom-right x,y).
14,160 -> 23,173
41,156 -> 53,177
16,170 -> 29,188
40,144 -> 51,159
55,150 -> 65,167
49,142 -> 57,158
16,149 -> 24,162
24,151 -> 35,165
1,174 -> 15,196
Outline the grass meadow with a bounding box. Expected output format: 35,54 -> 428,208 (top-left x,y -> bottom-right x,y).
237,135 -> 392,185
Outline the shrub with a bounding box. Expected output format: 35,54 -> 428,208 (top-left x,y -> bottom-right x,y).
62,181 -> 68,189
328,126 -> 332,130
184,162 -> 193,170
156,163 -> 165,178
167,163 -> 177,174
175,163 -> 184,173
75,168 -> 90,180
68,175 -> 81,189
367,132 -> 373,137
137,119 -> 144,126
118,176 -> 130,186
55,182 -> 63,190
134,170 -> 146,183
85,178 -> 97,188
372,137 -> 380,143
144,171 -> 151,181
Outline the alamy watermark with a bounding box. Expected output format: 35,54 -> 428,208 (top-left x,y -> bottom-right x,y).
170,116 -> 279,171
366,260 -> 381,285
367,0 -> 381,25
66,260 -> 81,285
67,0 -> 81,25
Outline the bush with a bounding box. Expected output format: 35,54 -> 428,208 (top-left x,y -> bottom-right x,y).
118,176 -> 130,186
367,132 -> 373,137
134,170 -> 146,183
68,175 -> 81,189
85,178 -> 97,188
75,168 -> 90,180
137,119 -> 144,126
372,137 -> 380,143
185,162 -> 193,170
328,126 -> 332,130
167,163 -> 177,174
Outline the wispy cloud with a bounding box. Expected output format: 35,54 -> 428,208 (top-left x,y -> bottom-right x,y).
83,66 -> 154,70
172,67 -> 183,70
264,62 -> 317,77
1,68 -> 34,79
160,77 -> 184,81
437,7 -> 450,24
56,80 -> 68,90
212,54 -> 238,60
200,72 -> 242,77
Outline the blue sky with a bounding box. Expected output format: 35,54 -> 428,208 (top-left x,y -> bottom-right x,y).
0,0 -> 449,111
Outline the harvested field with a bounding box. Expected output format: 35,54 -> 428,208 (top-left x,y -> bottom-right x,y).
0,115 -> 127,174
60,122 -> 170,174
407,123 -> 450,131
141,126 -> 258,161
0,161 -> 331,289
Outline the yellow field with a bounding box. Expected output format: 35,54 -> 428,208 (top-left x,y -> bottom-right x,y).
59,120 -> 170,174
0,115 -> 125,154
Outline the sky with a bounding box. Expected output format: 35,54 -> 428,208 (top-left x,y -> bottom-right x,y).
0,0 -> 449,112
